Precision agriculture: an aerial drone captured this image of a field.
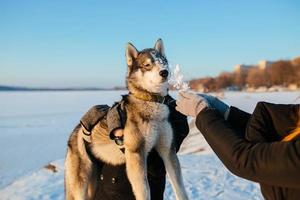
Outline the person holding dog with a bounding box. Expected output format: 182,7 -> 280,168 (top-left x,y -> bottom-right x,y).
175,91 -> 300,200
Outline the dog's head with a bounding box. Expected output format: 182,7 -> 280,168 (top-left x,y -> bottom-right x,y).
125,39 -> 169,96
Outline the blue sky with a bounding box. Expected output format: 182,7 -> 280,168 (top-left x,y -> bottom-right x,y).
1,0 -> 300,88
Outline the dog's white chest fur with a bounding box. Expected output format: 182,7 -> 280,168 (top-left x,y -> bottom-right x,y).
140,103 -> 173,152
124,101 -> 174,155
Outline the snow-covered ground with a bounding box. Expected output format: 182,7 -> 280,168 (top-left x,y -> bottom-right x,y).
0,91 -> 299,199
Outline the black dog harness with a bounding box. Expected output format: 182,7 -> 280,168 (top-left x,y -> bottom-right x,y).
81,94 -> 177,164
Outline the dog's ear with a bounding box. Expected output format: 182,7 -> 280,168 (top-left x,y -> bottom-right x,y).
126,43 -> 138,66
154,38 -> 166,57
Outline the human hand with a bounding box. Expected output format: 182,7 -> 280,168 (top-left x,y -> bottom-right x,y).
175,91 -> 209,117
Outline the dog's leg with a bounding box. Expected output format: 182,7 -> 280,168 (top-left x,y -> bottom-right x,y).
124,124 -> 151,200
156,141 -> 188,200
125,149 -> 150,200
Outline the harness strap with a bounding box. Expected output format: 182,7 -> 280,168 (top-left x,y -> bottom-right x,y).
81,126 -> 92,143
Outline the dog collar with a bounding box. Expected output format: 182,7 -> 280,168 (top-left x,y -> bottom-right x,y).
130,92 -> 166,104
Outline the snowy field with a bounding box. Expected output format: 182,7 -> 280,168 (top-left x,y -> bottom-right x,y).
0,90 -> 299,200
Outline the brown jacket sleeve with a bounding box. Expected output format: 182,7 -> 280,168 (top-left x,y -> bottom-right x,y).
196,107 -> 300,188
227,106 -> 251,134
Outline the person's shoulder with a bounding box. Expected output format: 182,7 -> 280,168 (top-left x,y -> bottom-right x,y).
255,101 -> 299,111
249,101 -> 300,141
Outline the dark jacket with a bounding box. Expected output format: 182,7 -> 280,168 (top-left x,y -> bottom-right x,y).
196,101 -> 300,200
93,95 -> 189,200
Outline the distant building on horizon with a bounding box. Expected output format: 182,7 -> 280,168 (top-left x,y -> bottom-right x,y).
257,60 -> 273,70
234,60 -> 272,73
234,64 -> 254,73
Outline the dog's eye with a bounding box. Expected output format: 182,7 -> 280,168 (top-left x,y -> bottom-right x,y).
143,63 -> 151,68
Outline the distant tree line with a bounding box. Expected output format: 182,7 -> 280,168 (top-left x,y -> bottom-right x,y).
189,57 -> 300,92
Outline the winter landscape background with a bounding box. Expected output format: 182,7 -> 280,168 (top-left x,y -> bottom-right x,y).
2,0 -> 300,199
0,90 -> 299,200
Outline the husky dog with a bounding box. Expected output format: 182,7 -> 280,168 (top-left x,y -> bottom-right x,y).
65,39 -> 188,200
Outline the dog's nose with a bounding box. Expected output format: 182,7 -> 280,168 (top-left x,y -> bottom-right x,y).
159,70 -> 169,78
